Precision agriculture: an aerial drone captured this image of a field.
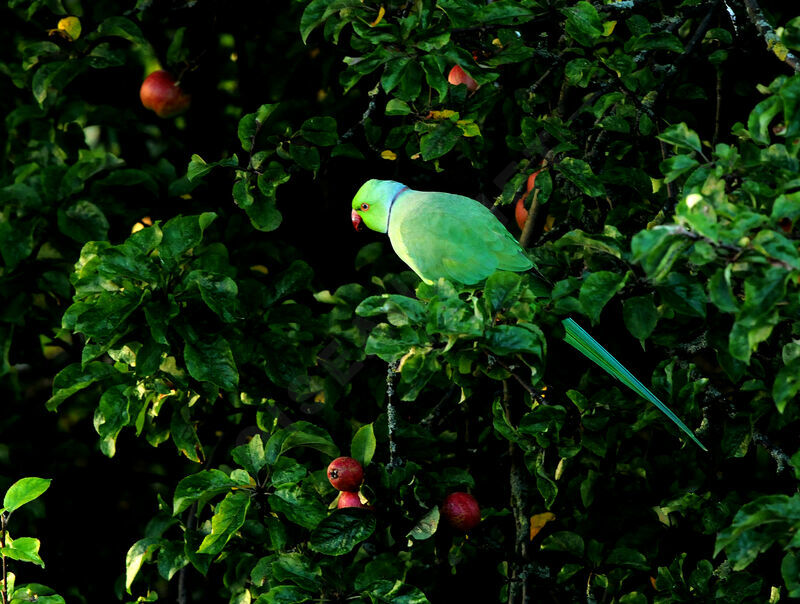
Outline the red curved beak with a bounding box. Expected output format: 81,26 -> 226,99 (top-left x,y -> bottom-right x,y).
351,209 -> 363,231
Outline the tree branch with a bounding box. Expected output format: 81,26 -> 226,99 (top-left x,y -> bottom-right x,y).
742,0 -> 800,72
386,360 -> 401,469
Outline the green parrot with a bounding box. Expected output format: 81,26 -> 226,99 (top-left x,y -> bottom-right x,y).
351,179 -> 707,451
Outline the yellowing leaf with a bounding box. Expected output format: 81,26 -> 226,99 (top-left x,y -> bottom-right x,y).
369,6 -> 386,27
602,20 -> 616,37
543,215 -> 555,232
529,512 -> 556,540
381,149 -> 397,160
57,16 -> 81,40
457,120 -> 481,137
427,110 -> 458,120
250,265 -> 269,275
314,391 -> 326,403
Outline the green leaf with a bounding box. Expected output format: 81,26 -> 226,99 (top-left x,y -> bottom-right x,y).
290,145 -> 320,172
0,219 -> 36,270
95,16 -> 147,45
160,212 -> 217,261
126,537 -> 162,593
183,333 -> 239,391
93,385 -> 130,458
557,158 -> 606,197
300,0 -> 362,44
232,434 -> 267,477
714,494 -> 800,570
783,551 -> 800,597
2,537 -> 44,567
356,294 -> 426,326
173,469 -> 244,515
3,478 -> 51,513
478,0 -> 534,24
265,421 -> 339,464
658,123 -> 702,154
47,362 -> 118,411
197,491 -> 251,556
782,16 -> 800,51
748,95 -> 782,145
484,271 -> 523,314
773,359 -> 800,413
255,585 -> 313,603
362,580 -> 430,603
171,406 -> 203,463
300,116 -> 338,146
309,509 -> 376,556
351,424 -> 376,467
420,119 -> 460,161
622,295 -> 658,341
270,485 -> 327,530
57,200 -> 109,242
630,32 -> 684,53
407,507 -> 440,541
579,271 -> 627,324
708,267 -> 739,313
271,553 -> 322,592
631,225 -> 690,282
238,104 -> 279,151
157,541 -> 189,581
181,270 -> 239,323
540,531 -> 585,557
483,324 -> 545,358
386,99 -> 412,116
562,1 -> 603,47
657,273 -> 706,318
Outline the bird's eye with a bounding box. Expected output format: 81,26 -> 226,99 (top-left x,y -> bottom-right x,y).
361,203 -> 369,211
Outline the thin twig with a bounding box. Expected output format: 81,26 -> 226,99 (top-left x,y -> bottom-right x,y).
386,361 -> 400,468
503,381 -> 530,604
742,0 -> 800,72
341,84 -> 381,150
494,356 -> 547,405
519,188 -> 540,249
752,431 -> 792,473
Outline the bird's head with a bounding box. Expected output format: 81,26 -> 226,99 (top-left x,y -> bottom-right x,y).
351,179 -> 407,233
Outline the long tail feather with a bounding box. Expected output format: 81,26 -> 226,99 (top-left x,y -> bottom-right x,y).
562,318 -> 707,452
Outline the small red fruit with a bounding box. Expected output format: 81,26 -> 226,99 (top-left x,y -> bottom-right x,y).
327,457 -> 363,492
442,492 -> 481,532
515,193 -> 530,231
140,70 -> 191,118
515,169 -> 543,230
447,65 -> 479,92
337,491 -> 364,509
526,169 -> 541,193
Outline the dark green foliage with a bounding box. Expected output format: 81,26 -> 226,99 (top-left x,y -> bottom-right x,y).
2,0 -> 800,602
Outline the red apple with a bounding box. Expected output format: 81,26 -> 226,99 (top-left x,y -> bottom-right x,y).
337,491 -> 364,509
526,169 -> 541,193
327,457 -> 363,492
447,65 -> 479,92
442,492 -> 480,532
515,193 -> 530,231
140,70 -> 191,118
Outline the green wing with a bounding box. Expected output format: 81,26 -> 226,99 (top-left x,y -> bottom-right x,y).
390,191 -> 532,284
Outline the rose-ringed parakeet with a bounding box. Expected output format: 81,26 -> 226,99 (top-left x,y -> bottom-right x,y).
351,179 -> 707,451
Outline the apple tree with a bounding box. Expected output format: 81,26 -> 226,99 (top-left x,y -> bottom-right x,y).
1,0 -> 800,602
